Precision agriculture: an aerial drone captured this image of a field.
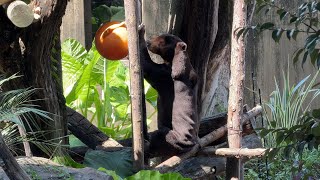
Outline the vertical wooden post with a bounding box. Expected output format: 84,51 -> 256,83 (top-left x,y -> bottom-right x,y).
124,0 -> 145,171
226,0 -> 246,179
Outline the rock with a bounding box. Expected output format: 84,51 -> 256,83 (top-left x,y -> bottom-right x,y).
0,157 -> 113,180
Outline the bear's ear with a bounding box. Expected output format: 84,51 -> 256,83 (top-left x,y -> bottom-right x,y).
177,42 -> 187,51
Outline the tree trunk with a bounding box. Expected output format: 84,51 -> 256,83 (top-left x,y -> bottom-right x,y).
0,132 -> 31,180
142,0 -> 232,121
0,0 -> 68,156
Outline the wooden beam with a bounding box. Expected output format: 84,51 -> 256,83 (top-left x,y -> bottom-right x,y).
200,148 -> 268,158
200,105 -> 261,148
6,0 -> 34,28
124,0 -> 145,171
155,105 -> 262,173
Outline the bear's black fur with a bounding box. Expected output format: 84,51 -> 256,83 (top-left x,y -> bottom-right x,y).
139,25 -> 198,157
138,25 -> 174,130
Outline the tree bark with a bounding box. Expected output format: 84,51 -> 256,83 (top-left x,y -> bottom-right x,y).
124,0 -> 145,171
0,132 -> 31,180
160,134 -> 263,179
0,0 -> 68,156
155,106 -> 261,172
180,0 -> 219,115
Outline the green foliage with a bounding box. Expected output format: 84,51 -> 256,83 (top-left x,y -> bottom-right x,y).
92,5 -> 125,37
62,38 -> 157,139
84,149 -> 191,179
260,70 -> 320,154
264,70 -> 320,129
245,148 -> 320,179
98,168 -> 190,180
83,148 -> 134,178
126,170 -> 191,180
0,74 -> 52,130
237,0 -> 320,67
53,156 -> 85,168
253,70 -> 320,179
98,168 -> 123,180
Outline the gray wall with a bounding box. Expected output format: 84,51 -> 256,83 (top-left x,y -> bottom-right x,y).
244,0 -> 319,109
60,0 -> 92,50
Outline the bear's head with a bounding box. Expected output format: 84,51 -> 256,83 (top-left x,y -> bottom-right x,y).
146,34 -> 183,63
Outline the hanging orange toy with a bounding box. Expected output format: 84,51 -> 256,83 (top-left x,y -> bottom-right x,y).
95,21 -> 128,60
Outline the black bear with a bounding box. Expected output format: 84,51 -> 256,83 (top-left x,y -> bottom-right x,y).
138,25 -> 198,157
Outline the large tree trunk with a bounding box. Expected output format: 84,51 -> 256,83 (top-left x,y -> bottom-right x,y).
142,0 -> 232,121
0,0 -> 68,156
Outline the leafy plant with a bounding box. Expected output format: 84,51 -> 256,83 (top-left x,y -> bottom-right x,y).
0,74 -> 64,157
253,70 -> 320,179
264,69 -> 320,130
237,0 -> 320,67
126,170 -> 191,180
245,147 -> 320,179
84,148 -> 134,178
62,39 -> 157,139
98,168 -> 191,180
92,5 -> 125,38
260,69 -> 320,150
0,74 -> 52,129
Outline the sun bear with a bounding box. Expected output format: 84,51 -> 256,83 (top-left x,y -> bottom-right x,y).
138,25 -> 198,157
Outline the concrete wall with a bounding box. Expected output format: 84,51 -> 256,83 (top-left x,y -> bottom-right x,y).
244,0 -> 319,109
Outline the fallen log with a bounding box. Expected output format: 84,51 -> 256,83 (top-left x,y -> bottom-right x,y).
67,107 -> 122,150
67,105 -> 261,159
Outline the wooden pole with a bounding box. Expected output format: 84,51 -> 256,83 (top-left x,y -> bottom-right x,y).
0,132 -> 31,180
226,0 -> 246,179
124,0 -> 145,171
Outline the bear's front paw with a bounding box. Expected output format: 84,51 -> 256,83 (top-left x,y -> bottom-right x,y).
138,24 -> 145,36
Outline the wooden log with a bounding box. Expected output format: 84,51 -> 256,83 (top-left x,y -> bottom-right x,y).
0,132 -> 31,180
162,134 -> 263,178
155,105 -> 262,172
67,105 -> 261,158
124,0 -> 145,171
200,105 -> 261,148
6,0 -> 34,27
67,107 -> 122,149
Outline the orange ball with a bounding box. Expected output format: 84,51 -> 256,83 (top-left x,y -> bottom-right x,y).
95,21 -> 128,60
